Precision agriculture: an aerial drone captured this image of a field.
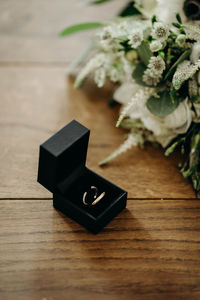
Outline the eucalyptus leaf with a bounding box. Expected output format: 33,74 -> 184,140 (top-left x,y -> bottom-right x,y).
146,90 -> 180,116
164,49 -> 191,80
132,63 -> 148,86
60,22 -> 103,37
137,41 -> 152,66
132,63 -> 162,87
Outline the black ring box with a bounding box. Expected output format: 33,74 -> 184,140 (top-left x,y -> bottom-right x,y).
37,120 -> 127,233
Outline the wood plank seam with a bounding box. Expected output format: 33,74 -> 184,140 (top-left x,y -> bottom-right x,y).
0,198 -> 199,200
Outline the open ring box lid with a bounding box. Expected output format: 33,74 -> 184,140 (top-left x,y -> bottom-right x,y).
37,120 -> 127,233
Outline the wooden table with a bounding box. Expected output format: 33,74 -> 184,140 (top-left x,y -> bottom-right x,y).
0,1 -> 200,299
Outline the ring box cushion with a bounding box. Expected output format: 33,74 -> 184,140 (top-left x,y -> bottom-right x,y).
38,120 -> 127,233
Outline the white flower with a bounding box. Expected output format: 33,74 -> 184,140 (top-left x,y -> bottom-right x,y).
118,21 -> 129,32
155,0 -> 186,24
136,0 -> 186,24
127,96 -> 177,147
75,53 -> 106,88
188,77 -> 198,98
113,82 -> 142,105
150,40 -> 163,52
143,56 -> 165,85
99,134 -> 141,166
100,26 -> 114,41
148,56 -> 166,74
128,29 -> 143,48
152,22 -> 169,42
191,43 -> 200,63
94,67 -> 106,88
176,34 -> 186,47
114,83 -> 193,148
173,59 -> 200,90
134,98 -> 192,147
109,68 -> 120,82
184,24 -> 200,43
135,0 -> 157,15
143,68 -> 162,86
97,26 -> 120,51
173,60 -> 191,90
116,87 -> 153,127
164,98 -> 192,134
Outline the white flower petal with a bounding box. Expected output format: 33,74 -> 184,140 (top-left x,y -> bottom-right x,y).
155,0 -> 186,24
135,0 -> 157,18
191,43 -> 200,63
164,98 -> 192,134
156,132 -> 177,147
113,82 -> 141,105
150,40 -> 163,52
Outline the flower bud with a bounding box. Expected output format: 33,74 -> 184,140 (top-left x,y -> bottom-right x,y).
125,50 -> 138,62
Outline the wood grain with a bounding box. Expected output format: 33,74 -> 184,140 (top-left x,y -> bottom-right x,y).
0,199 -> 200,300
0,0 -> 124,63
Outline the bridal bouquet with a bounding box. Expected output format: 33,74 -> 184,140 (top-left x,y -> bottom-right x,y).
62,0 -> 200,194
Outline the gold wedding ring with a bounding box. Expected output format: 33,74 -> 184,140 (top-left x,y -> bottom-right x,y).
82,186 -> 105,206
91,192 -> 106,206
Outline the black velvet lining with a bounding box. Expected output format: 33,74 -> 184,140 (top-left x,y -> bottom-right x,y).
59,168 -> 121,218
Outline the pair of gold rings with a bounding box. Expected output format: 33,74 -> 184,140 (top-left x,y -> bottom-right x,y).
83,186 -> 105,206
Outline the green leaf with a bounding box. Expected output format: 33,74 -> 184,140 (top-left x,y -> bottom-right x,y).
119,2 -> 141,17
191,95 -> 200,103
151,15 -> 157,24
192,171 -> 200,192
172,22 -> 181,28
170,88 -> 185,103
132,63 -> 165,87
137,41 -> 152,66
176,13 -> 182,24
158,50 -> 165,60
165,141 -> 180,156
146,90 -> 180,116
60,22 -> 103,37
90,0 -> 112,4
132,63 -> 147,86
164,49 -> 191,80
165,136 -> 185,156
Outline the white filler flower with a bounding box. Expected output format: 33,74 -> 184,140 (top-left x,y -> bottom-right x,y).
191,43 -> 200,63
148,56 -> 166,74
176,34 -> 186,47
143,68 -> 162,86
150,40 -> 163,52
94,68 -> 106,88
173,59 -> 200,90
128,29 -> 143,48
100,26 -> 114,41
152,22 -> 169,42
143,56 -> 165,85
